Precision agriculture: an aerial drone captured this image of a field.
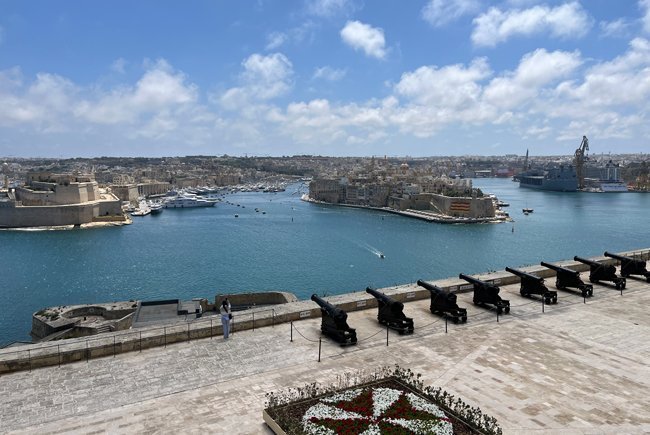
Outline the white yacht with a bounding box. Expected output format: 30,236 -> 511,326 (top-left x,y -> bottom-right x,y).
163,194 -> 217,208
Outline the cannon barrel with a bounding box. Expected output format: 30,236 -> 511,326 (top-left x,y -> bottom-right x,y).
573,256 -> 599,266
366,287 -> 402,307
311,294 -> 347,320
541,261 -> 578,275
416,279 -> 444,294
459,273 -> 486,285
505,267 -> 543,282
604,251 -> 627,261
604,251 -> 644,264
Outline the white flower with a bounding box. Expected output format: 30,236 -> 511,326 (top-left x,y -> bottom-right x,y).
321,388 -> 362,404
371,387 -> 401,417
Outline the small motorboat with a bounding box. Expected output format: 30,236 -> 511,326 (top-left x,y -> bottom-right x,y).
379,253 -> 385,259
523,208 -> 533,213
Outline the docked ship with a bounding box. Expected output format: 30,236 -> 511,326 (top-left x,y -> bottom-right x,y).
518,165 -> 578,192
583,160 -> 628,192
163,194 -> 217,208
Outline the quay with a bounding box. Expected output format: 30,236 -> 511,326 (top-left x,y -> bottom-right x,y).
0,253 -> 649,433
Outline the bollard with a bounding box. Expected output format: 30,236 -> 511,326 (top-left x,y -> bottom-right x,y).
386,324 -> 389,347
318,338 -> 322,362
542,297 -> 545,313
290,321 -> 293,342
583,294 -> 586,304
497,310 -> 499,323
445,315 -> 448,334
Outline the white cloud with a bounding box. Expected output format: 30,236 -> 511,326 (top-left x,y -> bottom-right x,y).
484,48 -> 581,109
472,2 -> 592,47
306,0 -> 354,17
395,58 -> 491,107
111,58 -> 127,74
340,21 -> 386,59
266,32 -> 287,50
421,0 -> 480,27
76,59 -> 197,124
313,66 -> 346,81
218,53 -> 293,110
599,18 -> 631,38
641,0 -> 650,33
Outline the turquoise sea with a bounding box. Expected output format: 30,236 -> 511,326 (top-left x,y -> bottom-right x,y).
1,178 -> 649,346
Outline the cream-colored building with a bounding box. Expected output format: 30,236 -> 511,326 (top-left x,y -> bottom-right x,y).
0,172 -> 125,228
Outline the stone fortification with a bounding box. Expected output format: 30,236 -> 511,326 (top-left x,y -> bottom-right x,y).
0,171 -> 125,228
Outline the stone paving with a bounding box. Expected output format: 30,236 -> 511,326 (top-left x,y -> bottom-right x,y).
1,278 -> 650,434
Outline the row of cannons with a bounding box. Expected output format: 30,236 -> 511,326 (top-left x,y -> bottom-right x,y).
310,251 -> 649,345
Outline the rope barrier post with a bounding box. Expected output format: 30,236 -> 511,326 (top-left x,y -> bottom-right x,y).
386,324 -> 389,347
542,297 -> 545,313
113,336 -> 116,357
28,349 -> 31,372
445,315 -> 448,334
497,310 -> 499,323
164,327 -> 167,348
290,321 -> 294,342
139,331 -> 142,352
583,293 -> 586,304
318,338 -> 322,362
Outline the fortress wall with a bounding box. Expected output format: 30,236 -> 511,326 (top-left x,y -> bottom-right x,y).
0,203 -> 98,228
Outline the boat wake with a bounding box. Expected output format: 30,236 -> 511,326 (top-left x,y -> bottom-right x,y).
357,242 -> 385,259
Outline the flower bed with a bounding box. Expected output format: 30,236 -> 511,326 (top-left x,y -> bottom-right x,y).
264,366 -> 501,435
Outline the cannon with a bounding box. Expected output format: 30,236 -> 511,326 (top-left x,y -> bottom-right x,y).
310,294 -> 357,345
540,262 -> 593,297
574,256 -> 626,290
416,280 -> 467,323
505,267 -> 557,304
365,288 -> 414,334
459,274 -> 510,314
604,251 -> 650,282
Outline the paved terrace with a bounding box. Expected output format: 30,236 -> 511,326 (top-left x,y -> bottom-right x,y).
1,276 -> 650,434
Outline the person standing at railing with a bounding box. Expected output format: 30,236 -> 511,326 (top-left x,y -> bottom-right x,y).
220,299 -> 232,340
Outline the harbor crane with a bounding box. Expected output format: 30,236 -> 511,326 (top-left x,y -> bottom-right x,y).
574,135 -> 589,190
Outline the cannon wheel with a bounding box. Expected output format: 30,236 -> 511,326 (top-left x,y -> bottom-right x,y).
555,280 -> 564,290
452,316 -> 459,324
505,306 -> 510,314
496,307 -> 502,315
589,277 -> 598,284
462,316 -> 467,323
615,282 -> 623,290
544,297 -> 551,305
588,288 -> 593,296
520,289 -> 527,297
553,296 -> 558,304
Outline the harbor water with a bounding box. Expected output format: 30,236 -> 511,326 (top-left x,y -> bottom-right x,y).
1,179 -> 649,345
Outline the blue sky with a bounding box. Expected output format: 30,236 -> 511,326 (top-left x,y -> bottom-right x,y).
1,0 -> 649,157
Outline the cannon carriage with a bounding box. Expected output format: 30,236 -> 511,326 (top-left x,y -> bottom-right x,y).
310,294 -> 357,345
574,256 -> 626,290
604,252 -> 650,282
540,261 -> 593,297
505,267 -> 557,304
459,274 -> 510,314
365,287 -> 414,334
416,280 -> 467,323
